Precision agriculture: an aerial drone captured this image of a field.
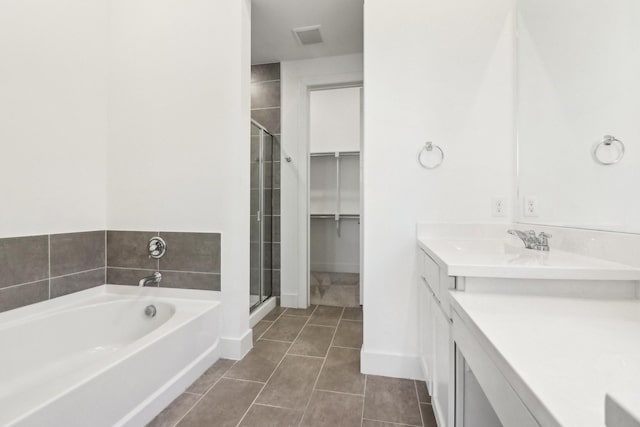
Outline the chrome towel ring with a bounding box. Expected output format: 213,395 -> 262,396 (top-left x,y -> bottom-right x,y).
593,135 -> 625,165
418,141 -> 444,169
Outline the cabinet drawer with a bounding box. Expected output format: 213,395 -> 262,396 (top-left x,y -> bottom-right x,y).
421,249 -> 441,300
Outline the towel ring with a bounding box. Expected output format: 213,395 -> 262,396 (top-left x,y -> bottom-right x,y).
593,135 -> 625,165
418,142 -> 444,169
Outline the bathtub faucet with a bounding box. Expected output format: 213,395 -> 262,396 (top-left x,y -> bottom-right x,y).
139,272 -> 162,287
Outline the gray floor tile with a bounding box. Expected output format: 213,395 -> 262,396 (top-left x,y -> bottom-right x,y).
361,420 -> 416,427
363,375 -> 422,426
252,320 -> 273,342
420,403 -> 438,427
308,306 -> 344,326
284,304 -> 317,317
256,355 -> 323,410
263,305 -> 287,321
177,378 -> 262,427
225,339 -> 289,382
300,390 -> 364,427
147,392 -> 200,427
315,347 -> 365,395
333,320 -> 363,349
186,359 -> 235,394
239,404 -> 303,427
416,380 -> 430,403
262,315 -> 307,342
342,307 -> 363,321
288,325 -> 335,357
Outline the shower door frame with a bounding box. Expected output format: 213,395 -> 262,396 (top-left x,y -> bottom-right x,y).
251,119 -> 275,311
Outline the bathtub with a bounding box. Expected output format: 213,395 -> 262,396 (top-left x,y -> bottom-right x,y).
0,285 -> 221,427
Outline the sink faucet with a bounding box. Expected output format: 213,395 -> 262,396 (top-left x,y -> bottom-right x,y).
507,229 -> 552,251
139,271 -> 162,287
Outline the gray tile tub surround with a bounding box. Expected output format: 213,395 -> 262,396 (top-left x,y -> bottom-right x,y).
106,231 -> 222,291
0,231 -> 106,313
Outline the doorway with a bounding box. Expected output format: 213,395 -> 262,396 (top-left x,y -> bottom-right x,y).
308,86 -> 363,307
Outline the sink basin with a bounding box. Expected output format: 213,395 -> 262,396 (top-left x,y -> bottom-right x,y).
418,238 -> 640,280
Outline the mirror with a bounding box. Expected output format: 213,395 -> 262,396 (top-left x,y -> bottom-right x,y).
516,0 -> 640,233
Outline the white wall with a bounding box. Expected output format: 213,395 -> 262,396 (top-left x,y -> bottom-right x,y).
0,0 -> 108,238
280,53 -> 363,307
362,0 -> 515,378
310,87 -> 361,153
107,0 -> 252,357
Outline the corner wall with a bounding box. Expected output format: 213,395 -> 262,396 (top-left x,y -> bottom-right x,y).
107,0 -> 252,358
362,0 -> 515,378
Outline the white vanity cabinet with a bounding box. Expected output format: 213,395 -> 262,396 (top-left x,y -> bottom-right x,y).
418,248 -> 455,427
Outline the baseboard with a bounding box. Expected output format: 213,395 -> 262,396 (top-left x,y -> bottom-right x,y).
220,328 -> 253,360
361,348 -> 425,380
280,293 -> 299,308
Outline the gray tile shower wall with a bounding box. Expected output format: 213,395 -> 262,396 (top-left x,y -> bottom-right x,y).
106,231 -> 221,291
251,62 -> 281,297
0,231 -> 106,313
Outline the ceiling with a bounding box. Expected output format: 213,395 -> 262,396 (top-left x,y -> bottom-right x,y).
251,0 -> 363,65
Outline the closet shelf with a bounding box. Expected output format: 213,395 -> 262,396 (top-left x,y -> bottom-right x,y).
310,213 -> 360,219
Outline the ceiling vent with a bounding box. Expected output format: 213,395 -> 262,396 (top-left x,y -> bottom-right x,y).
292,25 -> 324,46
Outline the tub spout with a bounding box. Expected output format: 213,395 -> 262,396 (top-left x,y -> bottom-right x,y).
139,272 -> 162,287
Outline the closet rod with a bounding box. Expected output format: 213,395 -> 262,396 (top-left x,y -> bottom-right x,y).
310,214 -> 360,219
310,151 -> 360,158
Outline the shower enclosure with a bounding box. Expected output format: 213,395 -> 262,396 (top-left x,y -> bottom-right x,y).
250,119 -> 276,311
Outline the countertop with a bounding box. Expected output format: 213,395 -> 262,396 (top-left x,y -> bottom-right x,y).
450,292 -> 640,427
417,237 -> 640,281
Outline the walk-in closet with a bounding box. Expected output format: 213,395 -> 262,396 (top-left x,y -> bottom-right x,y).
309,86 -> 362,307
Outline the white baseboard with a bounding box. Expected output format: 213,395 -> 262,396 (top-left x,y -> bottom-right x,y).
220,328 -> 252,360
361,348 -> 425,380
280,293 -> 299,308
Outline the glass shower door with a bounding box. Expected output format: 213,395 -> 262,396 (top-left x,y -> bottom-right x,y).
250,120 -> 274,310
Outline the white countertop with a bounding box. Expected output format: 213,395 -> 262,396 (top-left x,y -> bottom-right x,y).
417,237 -> 640,280
450,292 -> 640,427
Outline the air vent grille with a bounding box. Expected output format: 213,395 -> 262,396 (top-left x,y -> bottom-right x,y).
292,25 -> 323,46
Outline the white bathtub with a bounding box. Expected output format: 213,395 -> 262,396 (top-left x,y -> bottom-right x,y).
0,285 -> 221,427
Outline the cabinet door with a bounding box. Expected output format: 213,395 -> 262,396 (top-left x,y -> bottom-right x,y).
433,302 -> 452,427
418,278 -> 435,394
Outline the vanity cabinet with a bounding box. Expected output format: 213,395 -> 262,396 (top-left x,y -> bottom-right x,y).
419,249 -> 455,427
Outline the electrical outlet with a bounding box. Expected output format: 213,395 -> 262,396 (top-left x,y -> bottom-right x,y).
524,196 -> 538,217
492,197 -> 507,217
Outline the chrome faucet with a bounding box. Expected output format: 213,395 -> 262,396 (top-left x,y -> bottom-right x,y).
139,271 -> 162,287
507,229 -> 552,251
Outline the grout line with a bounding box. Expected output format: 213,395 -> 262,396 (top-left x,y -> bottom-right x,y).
106,266 -> 221,276
47,235 -> 51,299
330,344 -> 362,350
362,418 -> 422,427
104,230 -> 107,285
360,375 -> 368,427
172,362 -> 238,426
0,278 -> 50,291
222,377 -> 266,385
49,267 -> 106,280
312,388 -> 364,397
236,304 -> 316,427
298,307 -> 344,426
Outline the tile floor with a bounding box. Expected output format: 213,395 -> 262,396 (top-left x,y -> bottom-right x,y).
148,304 -> 436,427
310,272 -> 360,307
